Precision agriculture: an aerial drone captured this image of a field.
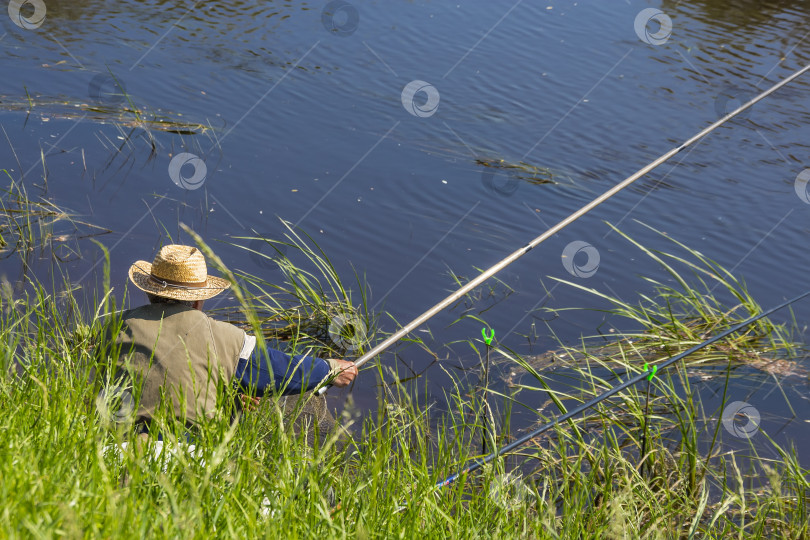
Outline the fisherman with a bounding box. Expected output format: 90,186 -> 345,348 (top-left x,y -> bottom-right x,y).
106,243 -> 357,435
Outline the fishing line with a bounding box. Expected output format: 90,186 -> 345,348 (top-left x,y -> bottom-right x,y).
317,63 -> 810,396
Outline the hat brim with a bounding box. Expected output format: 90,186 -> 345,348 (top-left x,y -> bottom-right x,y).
128,260 -> 230,301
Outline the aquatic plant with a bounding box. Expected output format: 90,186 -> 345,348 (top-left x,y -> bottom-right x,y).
0,172 -> 110,261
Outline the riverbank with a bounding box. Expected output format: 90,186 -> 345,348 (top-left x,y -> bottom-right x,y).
0,222 -> 807,538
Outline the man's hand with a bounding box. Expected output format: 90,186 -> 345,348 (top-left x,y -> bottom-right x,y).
239,394 -> 261,412
326,359 -> 358,387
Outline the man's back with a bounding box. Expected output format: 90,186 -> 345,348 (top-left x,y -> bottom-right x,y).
114,303 -> 245,425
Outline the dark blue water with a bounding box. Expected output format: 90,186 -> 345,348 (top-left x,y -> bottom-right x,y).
2,0 -> 809,450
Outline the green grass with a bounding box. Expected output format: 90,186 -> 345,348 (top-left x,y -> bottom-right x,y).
0,221 -> 807,538
488,223 -> 808,538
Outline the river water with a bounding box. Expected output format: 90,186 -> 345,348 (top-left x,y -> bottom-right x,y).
2,0 -> 809,455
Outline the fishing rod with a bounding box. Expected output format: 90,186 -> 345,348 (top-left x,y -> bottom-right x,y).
316,62 -> 810,396
433,289 -> 810,490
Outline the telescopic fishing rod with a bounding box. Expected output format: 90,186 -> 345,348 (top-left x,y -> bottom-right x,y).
433,289 -> 810,490
316,62 -> 810,396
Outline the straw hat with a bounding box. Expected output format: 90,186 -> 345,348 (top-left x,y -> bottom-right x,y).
128,244 -> 230,301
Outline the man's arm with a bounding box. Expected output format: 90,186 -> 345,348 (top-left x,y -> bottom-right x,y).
235,344 -> 357,396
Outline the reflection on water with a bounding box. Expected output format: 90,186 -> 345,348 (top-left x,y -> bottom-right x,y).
3,0 -> 331,76
662,0 -> 810,69
669,0 -> 810,27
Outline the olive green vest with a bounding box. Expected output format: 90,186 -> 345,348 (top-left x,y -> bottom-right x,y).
114,303 -> 246,425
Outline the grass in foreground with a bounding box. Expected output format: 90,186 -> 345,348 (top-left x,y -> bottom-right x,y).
0,223 -> 807,538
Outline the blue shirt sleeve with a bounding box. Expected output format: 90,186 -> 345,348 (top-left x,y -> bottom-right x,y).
234,347 -> 331,396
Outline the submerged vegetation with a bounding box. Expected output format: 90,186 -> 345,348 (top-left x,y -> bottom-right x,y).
0,90 -> 210,136
0,206 -> 807,537
0,173 -> 110,262
476,157 -> 556,185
